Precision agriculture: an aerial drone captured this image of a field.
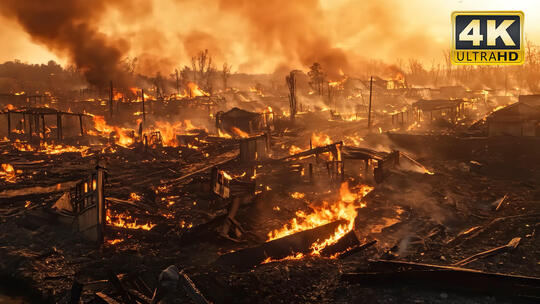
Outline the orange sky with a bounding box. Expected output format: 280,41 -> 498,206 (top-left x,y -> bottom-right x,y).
0,0 -> 539,74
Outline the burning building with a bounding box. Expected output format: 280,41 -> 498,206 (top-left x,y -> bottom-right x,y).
216,107 -> 266,137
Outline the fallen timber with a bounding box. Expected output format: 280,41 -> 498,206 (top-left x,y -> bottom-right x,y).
216,219 -> 347,269
452,237 -> 521,267
272,141 -> 343,163
161,151 -> 239,185
342,260 -> 540,300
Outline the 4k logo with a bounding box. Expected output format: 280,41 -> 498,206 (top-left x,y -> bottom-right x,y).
452,11 -> 524,65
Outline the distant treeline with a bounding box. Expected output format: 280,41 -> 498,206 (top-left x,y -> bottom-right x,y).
0,60 -> 85,94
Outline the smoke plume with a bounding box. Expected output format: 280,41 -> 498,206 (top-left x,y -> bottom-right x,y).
217,0 -> 349,78
0,0 -> 133,87
0,0 -> 458,82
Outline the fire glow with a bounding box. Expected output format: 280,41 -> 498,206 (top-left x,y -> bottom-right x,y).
106,209 -> 156,230
0,163 -> 17,183
89,115 -> 134,147
266,182 -> 373,259
149,120 -> 206,147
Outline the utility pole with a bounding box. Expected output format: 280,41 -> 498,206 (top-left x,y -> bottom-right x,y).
286,71 -> 297,122
367,76 -> 373,130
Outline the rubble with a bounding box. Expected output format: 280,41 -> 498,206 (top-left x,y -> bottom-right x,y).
0,55 -> 539,304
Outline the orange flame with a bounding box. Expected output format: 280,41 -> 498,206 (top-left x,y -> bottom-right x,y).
187,82 -> 210,97
113,91 -> 123,101
311,132 -> 332,147
231,127 -> 249,138
107,238 -> 124,245
106,209 -> 156,230
218,129 -> 232,138
130,192 -> 141,201
288,145 -> 303,155
39,142 -> 90,155
0,163 -> 17,183
267,182 -> 373,258
150,120 -> 207,147
90,115 -> 134,147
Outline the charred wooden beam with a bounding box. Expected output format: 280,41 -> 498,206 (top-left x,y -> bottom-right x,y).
57,113 -> 62,140
127,289 -> 151,304
342,260 -> 540,299
274,141 -> 343,163
320,229 -> 359,257
165,153 -> 237,185
95,292 -> 121,304
220,196 -> 242,240
216,219 -> 347,269
338,240 -> 377,259
452,237 -> 521,267
108,271 -> 135,304
6,110 -> 11,139
286,71 -> 297,122
28,114 -> 32,140
41,114 -> 45,138
179,270 -> 212,304
79,114 -> 84,136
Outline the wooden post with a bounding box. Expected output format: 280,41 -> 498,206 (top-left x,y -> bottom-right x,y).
57,113 -> 63,140
109,81 -> 114,118
141,89 -> 146,123
29,114 -> 33,140
364,159 -> 369,176
79,114 -> 84,136
22,113 -> 26,135
286,71 -> 297,122
96,167 -> 105,243
220,196 -> 241,237
41,114 -> 45,139
35,114 -> 40,137
367,76 -> 373,130
144,135 -> 148,152
7,111 -> 11,139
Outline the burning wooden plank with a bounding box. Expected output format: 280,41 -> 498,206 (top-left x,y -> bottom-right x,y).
319,229 -> 362,257
216,219 -> 348,269
274,141 -> 343,163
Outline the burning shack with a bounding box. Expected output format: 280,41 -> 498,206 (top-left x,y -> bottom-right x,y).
412,99 -> 466,124
487,94 -> 540,136
216,107 -> 265,136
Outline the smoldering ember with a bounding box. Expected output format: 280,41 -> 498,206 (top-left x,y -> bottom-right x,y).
0,12 -> 539,304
